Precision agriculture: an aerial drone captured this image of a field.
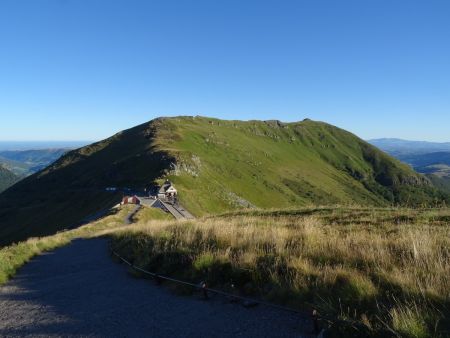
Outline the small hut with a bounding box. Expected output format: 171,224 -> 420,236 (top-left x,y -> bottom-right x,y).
122,195 -> 141,205
157,180 -> 178,200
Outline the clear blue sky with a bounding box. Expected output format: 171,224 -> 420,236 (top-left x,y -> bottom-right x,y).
0,0 -> 449,142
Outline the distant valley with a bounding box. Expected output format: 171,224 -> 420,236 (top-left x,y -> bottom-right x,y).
0,165 -> 20,192
0,149 -> 70,176
0,142 -> 89,192
369,138 -> 450,192
368,138 -> 450,156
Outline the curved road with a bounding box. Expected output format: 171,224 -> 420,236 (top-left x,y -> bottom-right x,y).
0,238 -> 312,337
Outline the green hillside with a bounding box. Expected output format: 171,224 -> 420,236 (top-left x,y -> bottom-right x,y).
428,174 -> 450,195
0,120 -> 171,247
154,117 -> 446,215
0,165 -> 19,193
0,116 -> 447,246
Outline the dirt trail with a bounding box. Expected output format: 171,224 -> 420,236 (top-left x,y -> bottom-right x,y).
0,238 -> 312,337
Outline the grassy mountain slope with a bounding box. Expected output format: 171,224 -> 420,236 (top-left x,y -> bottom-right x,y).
0,116 -> 446,246
428,175 -> 450,196
0,120 -> 172,247
0,165 -> 19,193
155,117 -> 445,215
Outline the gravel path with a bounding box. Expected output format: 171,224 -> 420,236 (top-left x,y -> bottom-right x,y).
0,238 -> 313,338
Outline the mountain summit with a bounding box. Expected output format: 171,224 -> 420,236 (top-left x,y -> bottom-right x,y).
0,116 -> 446,246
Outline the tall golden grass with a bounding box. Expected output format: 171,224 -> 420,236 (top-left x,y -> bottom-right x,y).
111,207 -> 450,337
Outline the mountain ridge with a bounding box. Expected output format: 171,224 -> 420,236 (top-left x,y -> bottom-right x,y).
0,116 -> 447,246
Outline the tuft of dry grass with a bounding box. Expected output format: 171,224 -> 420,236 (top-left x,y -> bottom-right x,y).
110,207 -> 450,337
390,303 -> 429,338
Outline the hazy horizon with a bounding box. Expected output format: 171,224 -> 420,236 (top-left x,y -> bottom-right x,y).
0,118 -> 449,145
0,141 -> 91,151
0,133 -> 449,146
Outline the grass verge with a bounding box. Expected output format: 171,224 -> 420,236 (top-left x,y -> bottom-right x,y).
0,205 -> 137,285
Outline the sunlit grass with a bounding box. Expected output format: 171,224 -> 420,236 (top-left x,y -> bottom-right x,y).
110,207 -> 450,337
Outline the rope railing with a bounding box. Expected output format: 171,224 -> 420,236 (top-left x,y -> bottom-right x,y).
113,208 -> 371,336
110,246 -> 326,334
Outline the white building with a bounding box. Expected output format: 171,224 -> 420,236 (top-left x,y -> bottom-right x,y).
157,180 -> 177,200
